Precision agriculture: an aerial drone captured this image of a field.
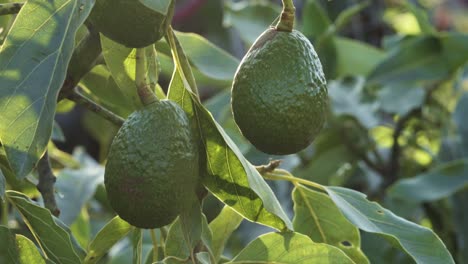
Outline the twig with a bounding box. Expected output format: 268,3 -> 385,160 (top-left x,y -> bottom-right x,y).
385,108 -> 422,188
0,2 -> 23,16
136,48 -> 158,106
276,0 -> 295,31
36,152 -> 60,216
255,160 -> 282,174
67,87 -> 125,127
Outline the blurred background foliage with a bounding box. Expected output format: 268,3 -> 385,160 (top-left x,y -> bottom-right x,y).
1,0 -> 468,262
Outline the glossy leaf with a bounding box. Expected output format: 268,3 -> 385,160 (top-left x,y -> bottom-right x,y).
84,216 -> 133,264
166,29 -> 292,231
6,191 -> 82,264
388,159 -> 468,202
0,225 -> 19,263
209,206 -> 243,261
100,36 -> 144,109
56,148 -> 104,225
0,170 -> 5,201
52,121 -> 65,142
156,31 -> 239,85
335,37 -> 385,77
369,36 -> 449,84
377,85 -> 425,116
224,1 -> 280,45
229,232 -> 355,263
293,185 -> 369,263
0,0 -> 94,178
454,93 -> 468,151
165,197 -> 202,259
16,234 -> 47,264
302,0 -> 331,38
138,0 -> 171,14
452,190 -> 468,263
328,77 -> 379,128
325,186 -> 455,264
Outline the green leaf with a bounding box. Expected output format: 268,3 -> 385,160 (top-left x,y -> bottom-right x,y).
335,37 -> 385,77
388,159 -> 468,202
84,216 -> 133,264
16,234 -> 47,264
55,148 -> 104,225
441,33 -> 468,76
165,197 -> 202,259
454,93 -> 468,151
377,84 -> 425,116
138,0 -> 171,15
209,206 -> 243,261
0,0 -> 94,178
368,35 -> 449,84
452,190 -> 468,263
0,170 -> 5,201
229,232 -> 355,263
328,77 -> 379,128
156,31 -> 239,86
79,65 -> 135,117
6,191 -> 82,264
166,29 -> 292,231
325,186 -> 455,264
405,2 -> 436,34
70,208 -> 91,249
0,225 -> 20,263
224,1 -> 280,45
51,121 -> 65,143
293,186 -> 369,263
196,252 -> 212,264
302,0 -> 331,38
100,36 -> 144,109
334,1 -> 370,31
132,229 -> 143,264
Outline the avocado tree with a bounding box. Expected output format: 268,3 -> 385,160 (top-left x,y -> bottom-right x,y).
0,0 -> 467,263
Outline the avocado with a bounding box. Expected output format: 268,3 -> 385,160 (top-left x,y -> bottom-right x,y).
104,100 -> 198,228
88,0 -> 174,48
231,28 -> 328,155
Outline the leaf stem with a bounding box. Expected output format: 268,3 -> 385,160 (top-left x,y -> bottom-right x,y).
0,2 -> 23,16
150,229 -> 159,262
136,48 -> 158,106
36,152 -> 60,216
276,0 -> 295,32
260,168 -> 326,192
67,87 -> 125,126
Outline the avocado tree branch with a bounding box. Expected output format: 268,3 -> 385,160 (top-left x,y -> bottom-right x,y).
37,152 -> 60,216
276,0 -> 295,31
0,2 -> 23,16
67,87 -> 125,126
136,48 -> 158,106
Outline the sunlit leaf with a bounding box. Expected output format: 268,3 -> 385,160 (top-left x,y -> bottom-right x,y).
0,0 -> 94,178
293,185 -> 369,263
84,216 -> 133,264
166,28 -> 292,231
6,191 -> 82,264
229,232 -> 355,263
325,187 -> 455,264
388,159 -> 468,202
209,206 -> 243,261
16,234 -> 47,264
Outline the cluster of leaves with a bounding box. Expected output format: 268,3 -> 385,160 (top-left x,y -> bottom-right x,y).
0,0 -> 466,263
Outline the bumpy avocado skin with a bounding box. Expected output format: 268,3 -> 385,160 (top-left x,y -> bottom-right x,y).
88,0 -> 174,48
105,100 -> 198,229
231,28 -> 328,155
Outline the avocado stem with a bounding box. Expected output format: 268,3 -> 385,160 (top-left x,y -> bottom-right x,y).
276,0 -> 295,32
136,48 -> 159,106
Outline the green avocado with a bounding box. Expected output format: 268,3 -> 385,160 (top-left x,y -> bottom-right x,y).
231,28 -> 328,155
88,0 -> 174,48
104,100 -> 198,229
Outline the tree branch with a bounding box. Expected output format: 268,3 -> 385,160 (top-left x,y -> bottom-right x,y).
36,152 -> 60,216
256,160 -> 282,174
0,2 -> 23,16
67,87 -> 125,127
